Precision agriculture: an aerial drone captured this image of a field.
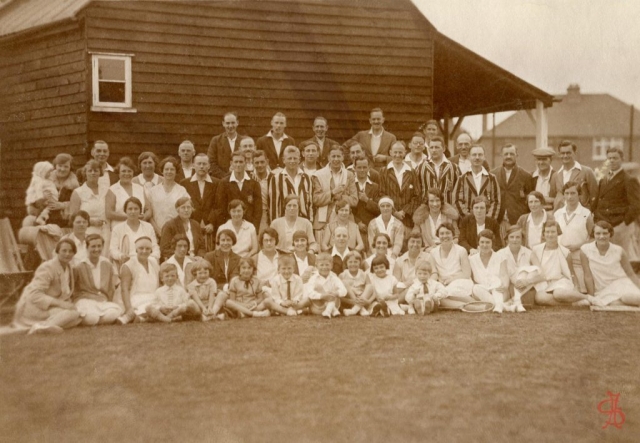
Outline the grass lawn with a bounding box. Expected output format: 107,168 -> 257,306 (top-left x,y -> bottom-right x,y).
1,308 -> 639,443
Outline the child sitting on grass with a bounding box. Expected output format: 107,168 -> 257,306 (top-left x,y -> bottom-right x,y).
303,252 -> 347,318
186,260 -> 221,321
340,251 -> 374,317
368,255 -> 404,316
403,259 -> 446,315
265,256 -> 304,316
147,262 -> 199,323
224,258 -> 271,318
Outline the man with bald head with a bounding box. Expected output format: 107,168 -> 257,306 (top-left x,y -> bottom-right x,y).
450,133 -> 489,175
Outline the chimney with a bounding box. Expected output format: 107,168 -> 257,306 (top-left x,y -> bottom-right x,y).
566,84 -> 581,103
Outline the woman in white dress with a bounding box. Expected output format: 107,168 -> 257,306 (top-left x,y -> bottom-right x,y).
109,197 -> 160,267
516,191 -> 550,249
105,157 -> 150,228
417,189 -> 458,252
428,222 -> 474,308
497,225 -> 544,313
218,199 -> 258,258
118,237 -> 160,323
132,151 -> 164,189
148,156 -> 189,236
367,197 -> 404,258
532,221 -> 592,306
469,230 -> 509,313
163,234 -> 196,288
68,160 -> 110,253
581,221 -> 640,307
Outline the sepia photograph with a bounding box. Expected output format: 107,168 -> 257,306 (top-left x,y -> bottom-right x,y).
0,0 -> 638,441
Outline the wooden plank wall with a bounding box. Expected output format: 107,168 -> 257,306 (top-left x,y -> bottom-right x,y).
0,25 -> 87,221
84,0 -> 434,159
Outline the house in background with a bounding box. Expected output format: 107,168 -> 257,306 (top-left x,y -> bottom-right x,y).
0,0 -> 553,224
479,84 -> 640,172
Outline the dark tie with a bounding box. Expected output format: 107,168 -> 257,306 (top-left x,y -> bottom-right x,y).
423,283 -> 429,294
287,280 -> 291,301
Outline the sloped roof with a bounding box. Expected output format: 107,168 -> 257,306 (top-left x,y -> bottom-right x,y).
432,32 -> 554,118
0,0 -> 92,38
482,90 -> 640,138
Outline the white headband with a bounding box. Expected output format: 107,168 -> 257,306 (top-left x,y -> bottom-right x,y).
378,197 -> 394,209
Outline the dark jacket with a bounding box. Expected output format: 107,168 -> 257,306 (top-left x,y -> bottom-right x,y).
593,169 -> 640,227
256,135 -> 297,170
160,216 -> 206,261
204,249 -> 241,288
180,176 -> 220,227
491,165 -> 533,225
458,215 -> 503,253
215,174 -> 263,233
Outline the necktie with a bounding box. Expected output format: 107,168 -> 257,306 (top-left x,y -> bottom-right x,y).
423,283 -> 429,295
287,280 -> 291,300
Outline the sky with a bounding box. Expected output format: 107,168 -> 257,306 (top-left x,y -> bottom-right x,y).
412,0 -> 640,138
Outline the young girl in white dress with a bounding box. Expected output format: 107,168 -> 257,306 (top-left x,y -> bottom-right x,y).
368,255 -> 404,316
340,251 -> 374,316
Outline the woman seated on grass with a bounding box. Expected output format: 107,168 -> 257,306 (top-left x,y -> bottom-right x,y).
498,225 -> 544,313
532,221 -> 595,307
580,221 -> 640,308
204,229 -> 241,294
12,238 -> 82,334
428,222 -> 475,309
73,234 -> 123,326
468,230 -> 508,313
340,251 -> 374,317
118,237 -> 160,324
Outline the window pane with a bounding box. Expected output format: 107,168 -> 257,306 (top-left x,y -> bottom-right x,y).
98,58 -> 125,81
99,81 -> 125,103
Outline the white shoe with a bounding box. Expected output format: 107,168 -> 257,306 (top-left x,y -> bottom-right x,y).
286,308 -> 298,316
572,299 -> 590,307
360,308 -> 370,317
28,324 -> 64,335
332,307 -> 341,317
388,300 -> 405,316
322,307 -> 333,318
253,310 -> 271,318
492,305 -> 503,313
406,305 -> 416,315
344,306 -> 360,316
515,304 -> 526,313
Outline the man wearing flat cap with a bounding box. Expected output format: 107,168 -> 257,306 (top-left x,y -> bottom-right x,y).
529,146 -> 557,211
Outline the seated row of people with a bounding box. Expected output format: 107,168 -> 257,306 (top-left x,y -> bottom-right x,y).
13,217 -> 640,334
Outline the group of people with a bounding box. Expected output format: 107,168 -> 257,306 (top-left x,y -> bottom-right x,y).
12,109 -> 640,334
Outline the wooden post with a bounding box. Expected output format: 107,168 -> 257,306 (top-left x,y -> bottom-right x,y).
535,99 -> 548,150
630,105 -> 634,162
444,113 -> 451,157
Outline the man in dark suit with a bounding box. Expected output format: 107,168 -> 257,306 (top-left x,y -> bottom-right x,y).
180,153 -> 219,240
175,140 -> 196,182
348,108 -> 397,169
491,143 -> 532,227
207,112 -> 240,179
215,151 -> 262,232
528,146 -> 557,211
301,116 -> 341,165
256,112 -> 297,170
592,146 -> 640,254
352,155 -> 380,253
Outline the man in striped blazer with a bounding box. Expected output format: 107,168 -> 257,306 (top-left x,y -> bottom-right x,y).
267,146 -> 313,223
378,141 -> 420,231
256,112 -> 297,170
453,144 -> 501,220
416,136 -> 460,206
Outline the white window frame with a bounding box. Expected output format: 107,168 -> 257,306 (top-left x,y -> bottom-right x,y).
90,52 -> 136,113
592,137 -> 623,161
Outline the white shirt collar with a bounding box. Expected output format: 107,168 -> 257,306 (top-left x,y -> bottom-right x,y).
81,256 -> 107,268
386,162 -> 412,174
331,246 -> 350,259
561,161 -> 582,172
471,167 -> 489,176
368,128 -> 384,136
532,166 -> 554,178
266,131 -> 288,142
190,174 -> 213,183
229,172 -> 251,183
